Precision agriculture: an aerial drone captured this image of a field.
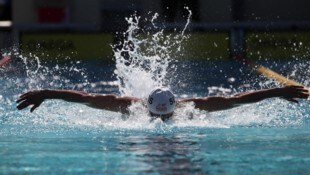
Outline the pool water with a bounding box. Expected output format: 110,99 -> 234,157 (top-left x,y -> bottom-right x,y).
0,59 -> 309,175
1,127 -> 309,174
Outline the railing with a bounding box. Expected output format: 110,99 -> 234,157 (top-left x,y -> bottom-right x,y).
1,21 -> 310,59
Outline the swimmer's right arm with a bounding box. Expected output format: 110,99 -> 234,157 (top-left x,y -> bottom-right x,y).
16,89 -> 140,113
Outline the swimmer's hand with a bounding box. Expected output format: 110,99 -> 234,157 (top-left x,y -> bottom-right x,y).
279,85 -> 309,103
16,90 -> 45,112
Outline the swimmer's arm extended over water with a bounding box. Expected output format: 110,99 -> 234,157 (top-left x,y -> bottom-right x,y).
178,85 -> 309,112
16,89 -> 140,113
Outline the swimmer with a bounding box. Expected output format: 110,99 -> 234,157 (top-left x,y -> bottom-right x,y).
0,55 -> 11,67
16,85 -> 309,121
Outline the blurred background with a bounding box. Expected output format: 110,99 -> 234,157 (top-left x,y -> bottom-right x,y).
1,0 -> 310,61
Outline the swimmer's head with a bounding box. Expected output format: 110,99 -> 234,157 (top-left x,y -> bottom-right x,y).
147,87 -> 176,119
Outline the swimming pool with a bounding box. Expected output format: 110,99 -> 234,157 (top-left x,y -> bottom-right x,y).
1,13 -> 310,174
0,58 -> 309,174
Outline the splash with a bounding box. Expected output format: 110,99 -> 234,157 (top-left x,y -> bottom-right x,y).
0,48 -> 103,122
113,12 -> 191,98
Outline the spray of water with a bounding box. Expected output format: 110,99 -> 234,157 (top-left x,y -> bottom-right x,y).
113,12 -> 191,98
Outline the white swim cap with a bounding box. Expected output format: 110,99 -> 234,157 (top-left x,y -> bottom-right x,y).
147,87 -> 176,115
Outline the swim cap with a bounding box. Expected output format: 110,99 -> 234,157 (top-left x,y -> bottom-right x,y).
147,87 -> 176,115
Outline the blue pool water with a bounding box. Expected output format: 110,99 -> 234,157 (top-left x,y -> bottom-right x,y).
0,59 -> 309,175
1,127 -> 309,174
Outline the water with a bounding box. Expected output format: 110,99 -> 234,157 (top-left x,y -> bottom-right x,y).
1,127 -> 309,175
1,62 -> 309,175
1,13 -> 310,174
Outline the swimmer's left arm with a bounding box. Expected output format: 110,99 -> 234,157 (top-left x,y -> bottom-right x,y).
84,94 -> 140,113
178,85 -> 309,112
16,89 -> 140,113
